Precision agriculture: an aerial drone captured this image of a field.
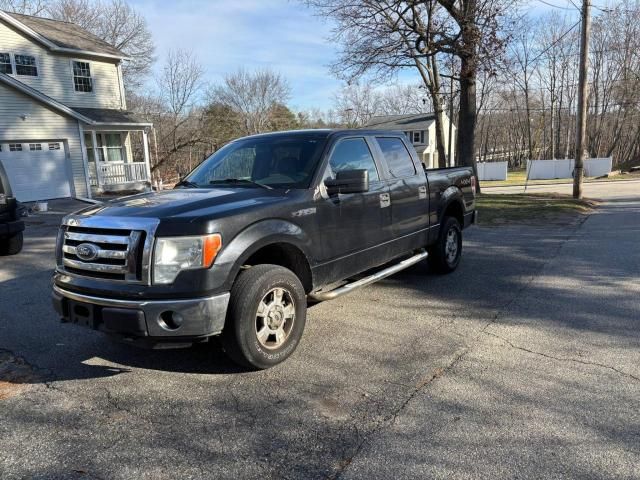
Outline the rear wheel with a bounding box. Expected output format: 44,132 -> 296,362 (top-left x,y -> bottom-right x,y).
0,232 -> 23,256
222,264 -> 307,369
428,217 -> 462,274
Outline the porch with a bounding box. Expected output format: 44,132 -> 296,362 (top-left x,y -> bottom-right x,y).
85,129 -> 152,196
76,108 -> 153,199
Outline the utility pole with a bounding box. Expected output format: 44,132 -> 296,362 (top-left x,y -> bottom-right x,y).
573,0 -> 591,199
448,56 -> 455,167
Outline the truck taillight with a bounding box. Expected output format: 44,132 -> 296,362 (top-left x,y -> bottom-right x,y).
471,176 -> 477,196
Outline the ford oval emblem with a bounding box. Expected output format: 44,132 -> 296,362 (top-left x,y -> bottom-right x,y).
76,243 -> 100,262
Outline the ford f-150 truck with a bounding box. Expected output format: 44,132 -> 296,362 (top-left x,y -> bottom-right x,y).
52,129 -> 476,369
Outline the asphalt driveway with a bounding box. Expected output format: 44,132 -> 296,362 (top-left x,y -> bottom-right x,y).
0,190 -> 638,479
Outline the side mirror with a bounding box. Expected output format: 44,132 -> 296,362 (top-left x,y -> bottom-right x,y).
325,169 -> 369,196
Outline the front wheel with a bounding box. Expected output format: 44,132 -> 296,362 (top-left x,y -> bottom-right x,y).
222,264 -> 307,369
0,232 -> 23,256
428,217 -> 462,274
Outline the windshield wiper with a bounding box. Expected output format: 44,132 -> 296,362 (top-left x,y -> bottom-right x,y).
175,179 -> 199,188
209,178 -> 273,190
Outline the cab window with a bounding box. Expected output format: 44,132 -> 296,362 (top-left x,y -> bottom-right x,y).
375,137 -> 416,178
328,137 -> 379,182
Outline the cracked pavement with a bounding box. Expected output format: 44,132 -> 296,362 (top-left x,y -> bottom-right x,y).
1,185 -> 639,479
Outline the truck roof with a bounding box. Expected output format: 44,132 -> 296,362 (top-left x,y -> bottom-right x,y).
236,129 -> 406,141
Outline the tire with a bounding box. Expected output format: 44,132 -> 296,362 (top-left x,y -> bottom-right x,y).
428,217 -> 462,274
222,264 -> 307,369
0,232 -> 23,256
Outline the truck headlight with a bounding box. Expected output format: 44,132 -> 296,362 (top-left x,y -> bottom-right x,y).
152,234 -> 222,284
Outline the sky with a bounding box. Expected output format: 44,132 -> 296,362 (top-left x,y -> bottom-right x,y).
128,0 -> 581,112
129,0 -> 342,111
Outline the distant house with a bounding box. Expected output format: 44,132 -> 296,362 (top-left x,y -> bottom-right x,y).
0,10 -> 152,202
364,113 -> 456,169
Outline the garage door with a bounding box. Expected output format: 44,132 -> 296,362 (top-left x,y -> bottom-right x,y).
0,141 -> 72,202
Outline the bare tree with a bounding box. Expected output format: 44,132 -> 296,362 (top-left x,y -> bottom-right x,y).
0,0 -> 48,14
209,69 -> 291,135
47,0 -> 155,91
306,0 -> 512,174
145,49 -> 206,175
378,83 -> 432,115
332,83 -> 381,127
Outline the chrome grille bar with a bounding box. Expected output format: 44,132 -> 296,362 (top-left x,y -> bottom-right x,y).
62,258 -> 129,274
62,245 -> 127,260
64,231 -> 130,245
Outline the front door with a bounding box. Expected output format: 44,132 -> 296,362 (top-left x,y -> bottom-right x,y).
315,136 -> 391,281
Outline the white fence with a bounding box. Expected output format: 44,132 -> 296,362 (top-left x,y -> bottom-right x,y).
477,161 -> 508,181
526,158 -> 612,180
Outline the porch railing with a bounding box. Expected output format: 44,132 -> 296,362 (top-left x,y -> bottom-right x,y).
89,162 -> 150,187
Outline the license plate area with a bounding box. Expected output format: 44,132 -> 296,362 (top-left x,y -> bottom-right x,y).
67,300 -> 100,329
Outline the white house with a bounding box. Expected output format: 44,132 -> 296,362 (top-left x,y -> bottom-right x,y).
365,113 -> 456,169
0,10 -> 152,202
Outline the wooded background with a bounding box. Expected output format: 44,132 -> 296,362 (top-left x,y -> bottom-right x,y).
2,0 -> 639,184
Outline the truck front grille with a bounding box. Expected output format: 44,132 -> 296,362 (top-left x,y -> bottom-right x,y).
61,226 -> 145,282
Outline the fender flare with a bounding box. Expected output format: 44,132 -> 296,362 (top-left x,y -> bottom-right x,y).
438,186 -> 466,225
214,219 -> 314,291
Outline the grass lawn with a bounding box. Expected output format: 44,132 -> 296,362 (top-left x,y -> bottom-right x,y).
476,193 -> 597,225
481,169 -> 640,188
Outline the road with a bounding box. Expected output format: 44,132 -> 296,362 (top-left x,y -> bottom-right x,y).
1,187 -> 638,479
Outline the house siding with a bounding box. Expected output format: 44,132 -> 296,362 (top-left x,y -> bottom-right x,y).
0,20 -> 123,109
0,82 -> 88,197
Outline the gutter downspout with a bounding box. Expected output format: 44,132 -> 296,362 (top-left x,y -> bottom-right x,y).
77,122 -> 92,200
116,61 -> 127,110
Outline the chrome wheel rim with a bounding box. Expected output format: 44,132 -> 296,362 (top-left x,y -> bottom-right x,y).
255,287 -> 296,350
445,228 -> 459,265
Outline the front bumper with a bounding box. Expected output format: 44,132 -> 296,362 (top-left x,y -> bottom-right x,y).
52,285 -> 230,346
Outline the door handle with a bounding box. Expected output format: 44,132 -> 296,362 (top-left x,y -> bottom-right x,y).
379,193 -> 390,208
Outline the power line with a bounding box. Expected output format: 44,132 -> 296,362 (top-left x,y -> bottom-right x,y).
535,0 -> 577,11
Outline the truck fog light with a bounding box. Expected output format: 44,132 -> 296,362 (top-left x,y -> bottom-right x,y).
159,311 -> 183,330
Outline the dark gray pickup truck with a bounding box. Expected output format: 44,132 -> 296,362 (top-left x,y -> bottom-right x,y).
52,129 -> 476,368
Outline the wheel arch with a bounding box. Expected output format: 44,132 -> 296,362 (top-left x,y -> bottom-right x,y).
215,219 -> 315,293
438,186 -> 465,226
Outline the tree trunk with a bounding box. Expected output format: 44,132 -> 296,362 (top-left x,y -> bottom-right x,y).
457,54 -> 479,190
429,58 -> 448,168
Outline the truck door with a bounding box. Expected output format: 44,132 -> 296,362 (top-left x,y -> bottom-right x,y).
373,136 -> 430,253
315,136 -> 392,279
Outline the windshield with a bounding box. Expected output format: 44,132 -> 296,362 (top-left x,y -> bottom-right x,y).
185,134 -> 328,189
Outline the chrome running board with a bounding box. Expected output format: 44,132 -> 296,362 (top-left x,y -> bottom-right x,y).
308,251 -> 428,301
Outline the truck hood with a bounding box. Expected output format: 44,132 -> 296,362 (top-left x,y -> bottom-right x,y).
75,188 -> 290,221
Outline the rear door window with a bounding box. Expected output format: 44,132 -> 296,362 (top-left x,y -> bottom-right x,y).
328,137 -> 379,182
375,137 -> 416,178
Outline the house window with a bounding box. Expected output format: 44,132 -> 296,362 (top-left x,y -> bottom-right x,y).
29,143 -> 42,151
103,133 -> 124,162
0,53 -> 12,74
72,61 -> 93,92
9,144 -> 23,152
84,133 -> 125,163
413,131 -> 421,144
15,55 -> 37,76
49,143 -> 61,150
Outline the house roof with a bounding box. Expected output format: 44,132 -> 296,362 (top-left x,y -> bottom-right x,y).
0,73 -> 151,127
74,108 -> 152,126
365,113 -> 437,131
0,11 -> 127,60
